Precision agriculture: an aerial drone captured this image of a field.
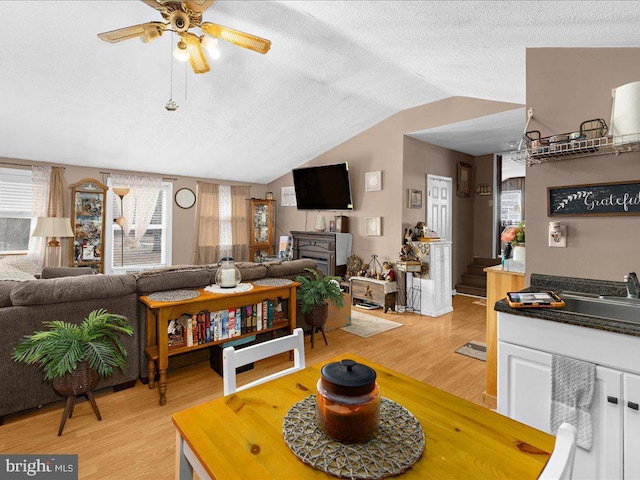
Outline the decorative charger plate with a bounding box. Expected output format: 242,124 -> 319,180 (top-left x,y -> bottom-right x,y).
147,289 -> 201,302
253,278 -> 293,287
283,395 -> 425,480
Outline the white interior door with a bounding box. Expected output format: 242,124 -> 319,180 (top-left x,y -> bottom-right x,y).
426,175 -> 452,241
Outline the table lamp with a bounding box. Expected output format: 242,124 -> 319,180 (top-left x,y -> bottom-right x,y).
32,217 -> 74,267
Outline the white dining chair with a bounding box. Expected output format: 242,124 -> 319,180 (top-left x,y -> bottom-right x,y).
539,423 -> 578,480
222,327 -> 306,395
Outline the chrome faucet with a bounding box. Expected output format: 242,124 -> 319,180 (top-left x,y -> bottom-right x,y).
624,272 -> 640,299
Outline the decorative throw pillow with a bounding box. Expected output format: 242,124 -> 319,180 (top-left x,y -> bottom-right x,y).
0,263 -> 36,282
0,256 -> 41,275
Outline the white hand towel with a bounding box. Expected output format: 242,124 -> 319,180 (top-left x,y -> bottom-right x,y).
550,354 -> 596,450
335,233 -> 352,266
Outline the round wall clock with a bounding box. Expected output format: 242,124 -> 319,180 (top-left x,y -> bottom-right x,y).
175,188 -> 196,209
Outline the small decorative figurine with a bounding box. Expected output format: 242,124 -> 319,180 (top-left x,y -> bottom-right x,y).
413,221 -> 425,240
359,263 -> 370,277
382,262 -> 396,282
399,244 -> 417,261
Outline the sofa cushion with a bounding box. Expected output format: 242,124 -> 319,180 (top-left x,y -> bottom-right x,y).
0,264 -> 36,282
135,269 -> 211,295
265,259 -> 318,279
235,262 -> 267,281
0,281 -> 18,307
41,266 -> 95,279
10,274 -> 137,306
0,256 -> 41,276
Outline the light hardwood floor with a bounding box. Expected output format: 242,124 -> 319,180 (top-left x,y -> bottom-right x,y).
0,294 -> 487,479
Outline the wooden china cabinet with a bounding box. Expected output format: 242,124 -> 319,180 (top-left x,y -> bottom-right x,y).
68,178 -> 108,273
248,198 -> 275,261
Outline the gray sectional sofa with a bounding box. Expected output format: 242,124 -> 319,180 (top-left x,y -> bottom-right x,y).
0,258 -> 317,422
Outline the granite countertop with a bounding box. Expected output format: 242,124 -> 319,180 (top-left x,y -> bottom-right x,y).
494,273 -> 640,338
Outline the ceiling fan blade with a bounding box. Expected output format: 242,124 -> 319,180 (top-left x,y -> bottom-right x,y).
140,0 -> 166,12
185,0 -> 215,13
201,22 -> 271,54
97,22 -> 166,43
184,33 -> 210,74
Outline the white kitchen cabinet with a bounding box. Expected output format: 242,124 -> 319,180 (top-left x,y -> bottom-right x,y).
498,342 -> 551,431
497,311 -> 640,479
624,373 -> 640,480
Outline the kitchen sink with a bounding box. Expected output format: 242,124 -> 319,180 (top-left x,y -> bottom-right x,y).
558,291 -> 640,324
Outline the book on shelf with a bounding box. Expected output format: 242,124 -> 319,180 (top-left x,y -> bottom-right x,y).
168,299 -> 286,349
228,308 -> 236,338
235,307 -> 241,337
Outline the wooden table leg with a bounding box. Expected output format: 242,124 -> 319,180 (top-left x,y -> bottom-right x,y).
159,369 -> 168,406
157,310 -> 169,406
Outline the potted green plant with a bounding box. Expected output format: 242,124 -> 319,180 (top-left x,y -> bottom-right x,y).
12,308 -> 134,435
295,268 -> 344,347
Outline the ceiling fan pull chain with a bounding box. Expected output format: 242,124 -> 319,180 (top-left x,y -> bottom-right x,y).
165,31 -> 178,111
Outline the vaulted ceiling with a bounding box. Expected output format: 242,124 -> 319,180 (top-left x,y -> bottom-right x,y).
1,1 -> 638,183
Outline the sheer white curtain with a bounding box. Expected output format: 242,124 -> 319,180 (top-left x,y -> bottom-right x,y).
27,165 -> 51,267
111,174 -> 161,250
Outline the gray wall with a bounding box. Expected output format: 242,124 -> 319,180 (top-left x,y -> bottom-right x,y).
525,48 -> 640,281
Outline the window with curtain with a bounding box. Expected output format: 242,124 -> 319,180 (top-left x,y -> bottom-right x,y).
0,167 -> 33,254
193,183 -> 249,264
106,178 -> 172,273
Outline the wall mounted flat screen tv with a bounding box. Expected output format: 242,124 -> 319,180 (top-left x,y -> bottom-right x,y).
292,163 -> 353,210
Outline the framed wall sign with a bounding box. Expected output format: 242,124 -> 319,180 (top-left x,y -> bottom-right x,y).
457,162 -> 472,197
548,180 -> 640,216
281,186 -> 297,207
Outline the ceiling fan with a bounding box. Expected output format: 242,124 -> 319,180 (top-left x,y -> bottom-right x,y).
97,0 -> 271,74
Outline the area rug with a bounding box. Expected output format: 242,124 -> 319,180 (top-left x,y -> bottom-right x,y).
341,310 -> 403,338
455,341 -> 487,361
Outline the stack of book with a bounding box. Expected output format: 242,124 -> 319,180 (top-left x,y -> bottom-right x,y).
167,299 -> 284,348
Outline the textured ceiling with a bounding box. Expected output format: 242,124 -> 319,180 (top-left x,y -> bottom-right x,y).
1,1 -> 639,183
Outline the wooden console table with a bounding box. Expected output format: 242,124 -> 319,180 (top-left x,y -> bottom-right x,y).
350,277 -> 397,313
139,282 -> 298,406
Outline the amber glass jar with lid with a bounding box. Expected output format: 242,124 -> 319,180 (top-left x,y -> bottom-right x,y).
316,359 -> 380,443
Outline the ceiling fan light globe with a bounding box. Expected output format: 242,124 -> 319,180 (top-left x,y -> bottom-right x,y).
173,42 -> 189,62
200,35 -> 218,50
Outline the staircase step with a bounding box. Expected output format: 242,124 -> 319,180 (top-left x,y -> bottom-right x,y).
469,257 -> 501,268
467,265 -> 488,276
460,273 -> 488,288
455,284 -> 487,297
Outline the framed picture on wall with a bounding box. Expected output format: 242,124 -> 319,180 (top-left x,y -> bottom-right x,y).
408,188 -> 422,208
365,217 -> 381,236
365,171 -> 382,192
457,162 -> 472,197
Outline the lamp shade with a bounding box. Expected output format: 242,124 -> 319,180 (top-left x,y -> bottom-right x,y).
32,217 -> 74,238
112,187 -> 130,198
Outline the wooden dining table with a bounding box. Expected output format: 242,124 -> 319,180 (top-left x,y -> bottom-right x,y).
172,354 -> 555,479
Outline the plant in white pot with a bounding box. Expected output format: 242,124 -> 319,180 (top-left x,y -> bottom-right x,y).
295,268 -> 344,348
13,308 -> 134,435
